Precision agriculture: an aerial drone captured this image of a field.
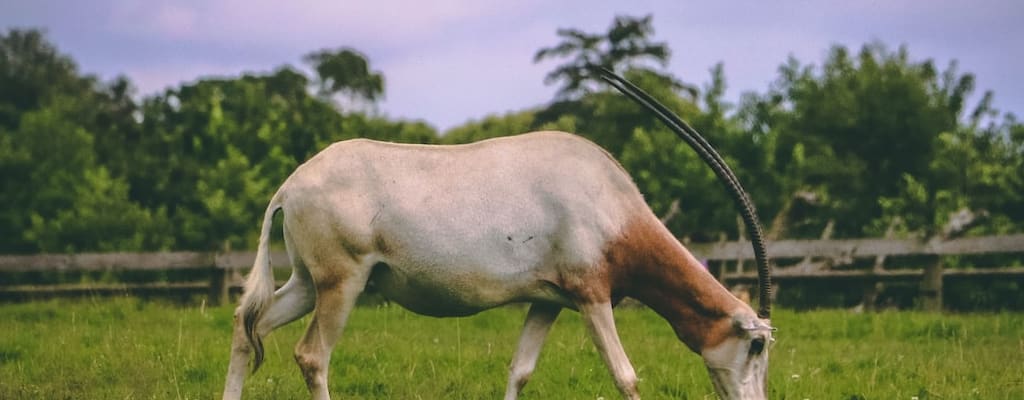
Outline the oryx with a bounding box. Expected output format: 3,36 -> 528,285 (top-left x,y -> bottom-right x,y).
223,70 -> 774,400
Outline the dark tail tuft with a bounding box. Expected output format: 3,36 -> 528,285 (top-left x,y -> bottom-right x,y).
244,302 -> 265,373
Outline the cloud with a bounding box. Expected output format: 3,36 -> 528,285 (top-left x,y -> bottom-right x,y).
105,0 -> 544,50
124,61 -> 271,95
150,3 -> 199,39
376,20 -> 557,130
5,0 -> 1020,128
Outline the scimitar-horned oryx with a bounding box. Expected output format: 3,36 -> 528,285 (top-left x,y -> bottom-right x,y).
223,69 -> 775,400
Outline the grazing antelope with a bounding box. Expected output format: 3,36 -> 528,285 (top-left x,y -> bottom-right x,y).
222,70 -> 774,400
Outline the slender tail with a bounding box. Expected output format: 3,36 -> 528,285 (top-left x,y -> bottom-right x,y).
240,190 -> 284,373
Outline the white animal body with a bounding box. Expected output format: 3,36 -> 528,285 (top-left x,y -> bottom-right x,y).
222,131 -> 773,400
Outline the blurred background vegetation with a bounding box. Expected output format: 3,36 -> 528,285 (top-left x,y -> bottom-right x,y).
1,15 -> 1020,256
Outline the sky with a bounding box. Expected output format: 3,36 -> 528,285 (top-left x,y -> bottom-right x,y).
3,0 -> 1022,132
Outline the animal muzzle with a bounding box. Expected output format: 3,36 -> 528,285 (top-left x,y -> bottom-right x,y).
707,367 -> 768,400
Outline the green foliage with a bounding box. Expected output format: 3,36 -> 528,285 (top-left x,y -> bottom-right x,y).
738,43 -> 1023,238
534,14 -> 680,100
2,22 -> 1022,255
304,48 -> 385,103
1,91 -> 170,252
769,44 -> 955,234
0,29 -> 95,131
621,127 -> 735,240
441,110 -> 538,144
0,28 -> 439,253
190,145 -> 274,249
25,167 -> 173,252
131,70 -> 348,249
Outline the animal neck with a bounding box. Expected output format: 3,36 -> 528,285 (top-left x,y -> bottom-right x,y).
608,215 -> 747,352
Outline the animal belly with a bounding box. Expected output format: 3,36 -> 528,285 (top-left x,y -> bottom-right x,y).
367,262 -> 564,317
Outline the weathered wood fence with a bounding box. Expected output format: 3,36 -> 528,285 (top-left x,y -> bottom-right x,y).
0,251 -> 289,306
1,234 -> 1022,309
689,233 -> 1024,310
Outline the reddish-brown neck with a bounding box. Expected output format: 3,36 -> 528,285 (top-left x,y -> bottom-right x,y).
606,215 -> 744,352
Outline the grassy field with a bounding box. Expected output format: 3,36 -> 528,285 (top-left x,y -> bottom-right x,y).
1,298 -> 1022,399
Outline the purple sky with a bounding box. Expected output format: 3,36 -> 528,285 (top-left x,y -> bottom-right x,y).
3,0 -> 1021,131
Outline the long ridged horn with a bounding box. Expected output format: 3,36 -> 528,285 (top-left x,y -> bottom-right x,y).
598,68 -> 773,318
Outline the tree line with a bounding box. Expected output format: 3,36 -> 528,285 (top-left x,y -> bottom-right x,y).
2,16 -> 1021,255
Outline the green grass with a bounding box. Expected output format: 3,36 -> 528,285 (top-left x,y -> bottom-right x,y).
1,298 -> 1022,399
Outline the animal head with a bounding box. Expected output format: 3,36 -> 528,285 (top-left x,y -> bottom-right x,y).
701,314 -> 774,400
601,67 -> 776,399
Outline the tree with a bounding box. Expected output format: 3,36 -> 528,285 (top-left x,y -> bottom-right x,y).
0,29 -> 171,252
132,65 -> 438,249
868,115 -> 1024,237
4,25 -> 1020,256
534,14 -> 679,99
440,110 -> 540,145
132,68 -> 349,249
303,48 -> 385,103
0,29 -> 94,131
745,43 -> 985,236
24,166 -> 173,252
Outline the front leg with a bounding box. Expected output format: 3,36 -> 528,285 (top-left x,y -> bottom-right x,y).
504,303 -> 561,400
579,302 -> 640,399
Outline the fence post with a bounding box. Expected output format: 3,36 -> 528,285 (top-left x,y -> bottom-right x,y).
919,208 -> 985,312
208,243 -> 232,306
920,260 -> 943,311
208,266 -> 229,306
865,218 -> 899,312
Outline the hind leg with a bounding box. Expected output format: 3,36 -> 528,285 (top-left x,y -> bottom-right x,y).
223,255 -> 316,400
294,261 -> 371,400
504,303 -> 561,400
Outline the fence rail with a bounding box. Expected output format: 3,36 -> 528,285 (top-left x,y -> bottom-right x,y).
687,234 -> 1024,260
0,250 -> 291,272
2,234 -> 1022,309
690,233 -> 1024,310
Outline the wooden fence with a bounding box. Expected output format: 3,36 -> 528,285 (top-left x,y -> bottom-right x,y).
689,234 -> 1024,310
0,250 -> 289,306
1,234 -> 1022,309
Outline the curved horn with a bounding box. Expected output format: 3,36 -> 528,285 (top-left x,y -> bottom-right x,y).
598,68 -> 773,318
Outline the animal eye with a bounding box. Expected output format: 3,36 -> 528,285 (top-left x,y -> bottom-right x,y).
749,338 -> 766,355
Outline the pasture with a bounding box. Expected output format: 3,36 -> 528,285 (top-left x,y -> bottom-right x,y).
1,298 -> 1021,399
